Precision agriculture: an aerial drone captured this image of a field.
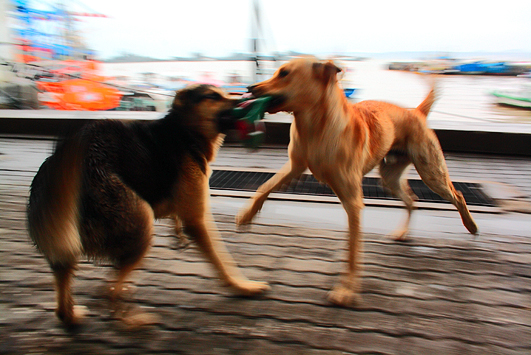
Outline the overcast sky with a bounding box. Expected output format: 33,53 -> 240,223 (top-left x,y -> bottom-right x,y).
67,0 -> 531,59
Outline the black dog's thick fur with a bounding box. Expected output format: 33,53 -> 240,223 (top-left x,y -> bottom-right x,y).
27,84 -> 269,327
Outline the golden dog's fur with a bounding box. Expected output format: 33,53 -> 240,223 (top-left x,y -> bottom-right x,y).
28,84 -> 269,327
236,57 -> 478,306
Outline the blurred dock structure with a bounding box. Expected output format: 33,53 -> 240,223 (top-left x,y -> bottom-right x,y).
0,108 -> 530,156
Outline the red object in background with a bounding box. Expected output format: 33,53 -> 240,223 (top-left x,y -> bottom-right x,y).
35,60 -> 122,111
37,78 -> 122,110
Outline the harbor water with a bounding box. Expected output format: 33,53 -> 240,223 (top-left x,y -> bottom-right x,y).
100,59 -> 531,125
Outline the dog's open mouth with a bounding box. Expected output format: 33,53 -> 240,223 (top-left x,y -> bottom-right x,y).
217,106 -> 239,132
264,95 -> 286,113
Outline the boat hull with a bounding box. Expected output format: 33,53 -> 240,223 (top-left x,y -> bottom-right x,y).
492,91 -> 531,109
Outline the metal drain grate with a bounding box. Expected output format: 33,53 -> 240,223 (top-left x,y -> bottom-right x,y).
210,170 -> 496,207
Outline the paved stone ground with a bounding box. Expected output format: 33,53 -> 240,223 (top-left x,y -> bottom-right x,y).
1,138 -> 531,354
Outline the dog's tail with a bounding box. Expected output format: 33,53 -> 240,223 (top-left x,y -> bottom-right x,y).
27,130 -> 89,266
415,83 -> 437,119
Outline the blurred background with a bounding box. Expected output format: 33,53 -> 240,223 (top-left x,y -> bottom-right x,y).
0,0 -> 530,119
1,3 -> 531,352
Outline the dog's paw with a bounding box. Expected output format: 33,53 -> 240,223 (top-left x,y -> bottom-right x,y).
235,209 -> 255,226
327,284 -> 362,307
464,218 -> 478,236
57,305 -> 88,328
389,229 -> 410,242
232,279 -> 270,296
236,222 -> 251,233
171,233 -> 191,250
121,311 -> 161,329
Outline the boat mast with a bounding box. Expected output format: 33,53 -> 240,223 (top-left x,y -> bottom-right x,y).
250,0 -> 261,83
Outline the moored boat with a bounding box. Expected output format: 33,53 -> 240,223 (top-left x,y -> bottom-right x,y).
492,83 -> 531,109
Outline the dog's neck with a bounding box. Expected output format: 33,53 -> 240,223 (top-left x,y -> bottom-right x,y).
181,128 -> 220,164
293,84 -> 349,139
157,110 -> 221,168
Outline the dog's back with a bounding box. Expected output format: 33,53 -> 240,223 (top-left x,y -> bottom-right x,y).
28,117 -> 198,265
80,119 -> 194,207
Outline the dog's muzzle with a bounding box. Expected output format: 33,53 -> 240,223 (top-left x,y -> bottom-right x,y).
245,86 -> 286,114
247,84 -> 258,95
217,106 -> 239,133
246,84 -> 269,99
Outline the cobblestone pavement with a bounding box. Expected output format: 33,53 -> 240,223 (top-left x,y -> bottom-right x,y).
1,138 -> 531,354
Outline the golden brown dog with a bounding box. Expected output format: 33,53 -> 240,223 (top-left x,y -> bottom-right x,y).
27,84 -> 269,327
236,57 -> 478,306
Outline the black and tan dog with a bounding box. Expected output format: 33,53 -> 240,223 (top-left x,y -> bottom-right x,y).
27,84 -> 269,327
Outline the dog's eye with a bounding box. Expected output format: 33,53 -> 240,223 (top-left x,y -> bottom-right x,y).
204,92 -> 223,101
278,69 -> 289,78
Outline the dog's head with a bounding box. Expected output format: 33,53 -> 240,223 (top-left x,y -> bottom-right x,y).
248,57 -> 342,114
171,84 -> 239,139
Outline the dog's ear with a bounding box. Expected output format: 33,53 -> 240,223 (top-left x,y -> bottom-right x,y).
173,84 -> 211,110
172,89 -> 188,110
313,60 -> 342,85
172,85 -> 202,110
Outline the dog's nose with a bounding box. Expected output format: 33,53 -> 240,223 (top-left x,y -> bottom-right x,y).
247,84 -> 256,93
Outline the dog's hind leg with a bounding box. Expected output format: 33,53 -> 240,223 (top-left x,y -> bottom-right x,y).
108,199 -> 159,327
51,261 -> 87,327
410,131 -> 478,235
236,159 -> 307,226
27,152 -> 85,327
379,155 -> 417,241
111,257 -> 159,327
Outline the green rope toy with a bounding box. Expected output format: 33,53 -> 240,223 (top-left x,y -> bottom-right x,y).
231,96 -> 272,149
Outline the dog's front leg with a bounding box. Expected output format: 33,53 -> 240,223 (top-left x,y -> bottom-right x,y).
326,177 -> 365,307
184,213 -> 270,296
236,160 -> 306,226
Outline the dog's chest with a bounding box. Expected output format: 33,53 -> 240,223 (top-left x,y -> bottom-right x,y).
306,150 -> 339,184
